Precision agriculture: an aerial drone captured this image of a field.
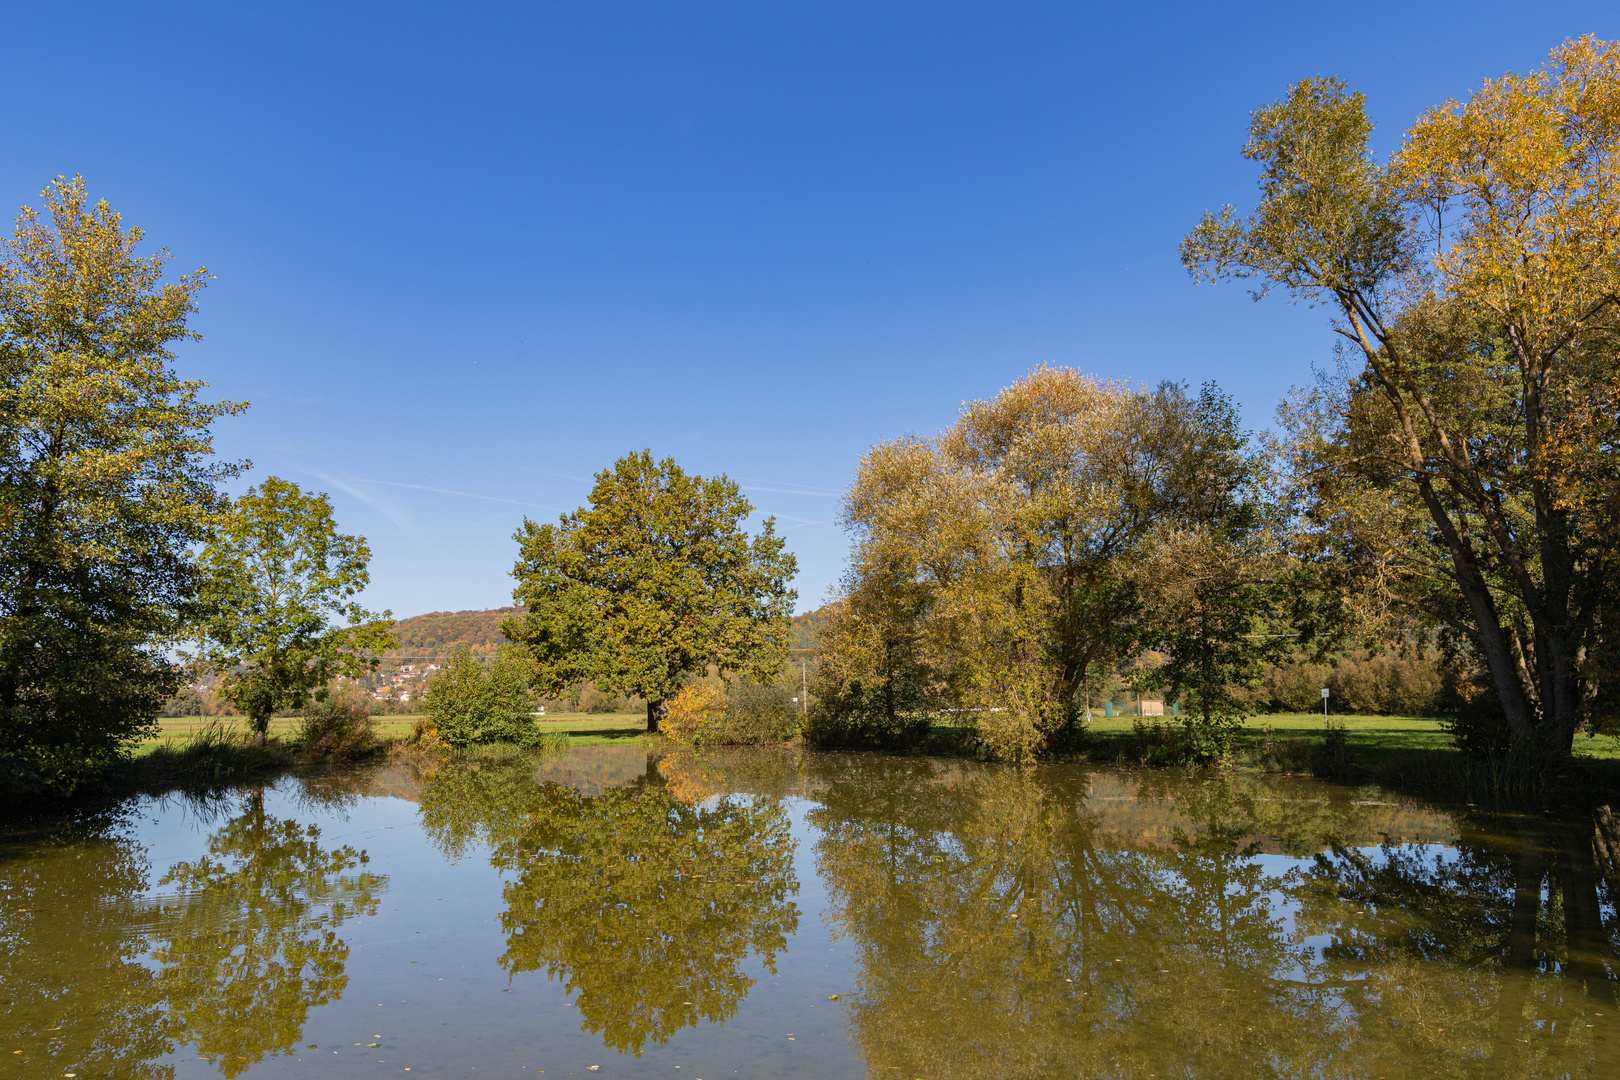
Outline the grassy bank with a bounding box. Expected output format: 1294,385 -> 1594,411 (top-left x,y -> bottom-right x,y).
140,711 -> 651,749
1079,712 -> 1457,760
1068,712 -> 1620,805
119,712 -> 653,794
123,710 -> 1620,807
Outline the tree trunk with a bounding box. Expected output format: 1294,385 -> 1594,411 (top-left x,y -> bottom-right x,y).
250,712 -> 269,747
1492,830 -> 1546,1063
646,698 -> 664,733
1535,625 -> 1585,756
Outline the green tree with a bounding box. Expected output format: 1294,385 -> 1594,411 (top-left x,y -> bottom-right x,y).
507,450 -> 797,732
0,177 -> 246,797
1139,388 -> 1289,760
194,477 -> 392,743
423,642 -> 544,748
1182,40 -> 1620,754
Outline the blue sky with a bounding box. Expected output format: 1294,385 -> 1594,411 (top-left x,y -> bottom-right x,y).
4,1 -> 1614,617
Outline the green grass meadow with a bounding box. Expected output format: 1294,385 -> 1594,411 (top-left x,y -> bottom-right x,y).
138,711 -> 653,753
138,709 -> 1620,791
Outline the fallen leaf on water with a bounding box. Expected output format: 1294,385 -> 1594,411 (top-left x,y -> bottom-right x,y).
827,994 -> 844,1001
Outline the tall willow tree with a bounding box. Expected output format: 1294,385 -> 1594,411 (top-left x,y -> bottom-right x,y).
0,177 -> 245,796
1184,37 -> 1620,754
817,367 -> 1264,760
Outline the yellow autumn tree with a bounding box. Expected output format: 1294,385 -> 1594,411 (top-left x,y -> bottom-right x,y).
1186,37 -> 1620,755
813,367 -> 1264,760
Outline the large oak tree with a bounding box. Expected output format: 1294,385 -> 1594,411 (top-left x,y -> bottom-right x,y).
507,451 -> 797,731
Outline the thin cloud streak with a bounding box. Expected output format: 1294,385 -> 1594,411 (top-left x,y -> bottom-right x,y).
347,476 -> 555,511
740,484 -> 841,498
303,469 -> 427,544
734,476 -> 843,497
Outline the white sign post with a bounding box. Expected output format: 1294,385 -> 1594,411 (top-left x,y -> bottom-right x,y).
1321,686 -> 1330,724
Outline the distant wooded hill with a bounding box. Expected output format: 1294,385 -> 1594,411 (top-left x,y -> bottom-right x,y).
791,607 -> 825,656
380,605 -> 825,664
382,607 -> 519,663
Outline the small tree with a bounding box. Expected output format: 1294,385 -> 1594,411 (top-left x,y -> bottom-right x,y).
507,450 -> 797,731
194,478 -> 392,743
423,644 -> 542,748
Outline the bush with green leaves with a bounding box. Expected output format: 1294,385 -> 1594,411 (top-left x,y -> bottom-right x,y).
295,691 -> 378,759
802,677 -> 930,751
423,644 -> 544,749
699,681 -> 799,745
660,680 -> 799,746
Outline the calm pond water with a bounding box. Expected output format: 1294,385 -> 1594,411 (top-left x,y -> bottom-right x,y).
4,746 -> 1619,1079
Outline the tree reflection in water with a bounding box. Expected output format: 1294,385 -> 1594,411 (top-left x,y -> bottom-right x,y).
151,786 -> 386,1076
417,751 -> 799,1055
0,806 -> 175,1080
806,756 -> 1620,1080
0,784 -> 384,1079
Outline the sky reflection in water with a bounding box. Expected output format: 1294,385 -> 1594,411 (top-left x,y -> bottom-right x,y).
2,745 -> 1618,1078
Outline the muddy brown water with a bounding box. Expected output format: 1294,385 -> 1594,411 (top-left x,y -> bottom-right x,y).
3,745 -> 1618,1078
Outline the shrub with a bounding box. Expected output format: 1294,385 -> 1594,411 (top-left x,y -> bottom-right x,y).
425,644 -> 546,749
1331,650 -> 1442,714
1438,662 -> 1513,757
1131,719 -> 1183,765
802,677 -> 930,751
1247,722 -> 1313,772
661,681 -> 800,745
1264,648 -> 1445,715
701,681 -> 799,745
661,683 -> 726,742
1265,656 -> 1334,712
295,692 -> 378,759
1131,711 -> 1240,766
1311,720 -> 1357,778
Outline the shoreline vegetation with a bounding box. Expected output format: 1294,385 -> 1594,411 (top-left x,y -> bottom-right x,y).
100,709 -> 1620,811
